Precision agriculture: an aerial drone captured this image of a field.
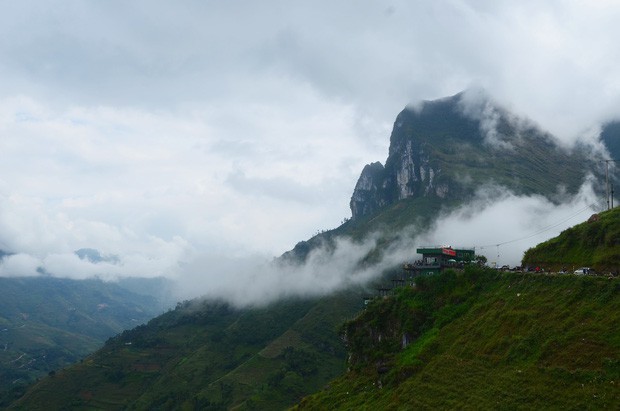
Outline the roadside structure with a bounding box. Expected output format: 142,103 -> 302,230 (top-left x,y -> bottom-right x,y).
404,246 -> 475,276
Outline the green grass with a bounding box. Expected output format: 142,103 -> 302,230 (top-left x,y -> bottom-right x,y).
10,292 -> 364,410
523,207 -> 620,272
0,277 -> 165,407
296,268 -> 620,410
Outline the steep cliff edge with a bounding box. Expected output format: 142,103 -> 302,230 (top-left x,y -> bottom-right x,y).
349,92 -> 596,220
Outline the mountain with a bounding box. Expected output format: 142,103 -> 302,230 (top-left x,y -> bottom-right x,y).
601,120 -> 620,161
0,276 -> 169,406
8,91 -> 620,409
350,92 -> 594,220
295,267 -> 619,409
287,91 -> 611,262
10,292 -> 364,410
522,206 -> 620,273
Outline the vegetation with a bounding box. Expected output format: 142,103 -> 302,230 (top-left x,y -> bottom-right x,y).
522,207 -> 620,273
0,277 -> 166,406
9,291 -> 364,410
296,267 -> 620,409
387,97 -> 588,199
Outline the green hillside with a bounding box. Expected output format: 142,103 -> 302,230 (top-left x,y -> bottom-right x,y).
9,291 -> 364,410
0,277 -> 166,406
296,268 -> 620,409
522,207 -> 620,273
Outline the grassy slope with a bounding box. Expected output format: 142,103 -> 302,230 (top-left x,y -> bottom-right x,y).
10,292 -> 363,410
296,268 -> 619,410
522,207 -> 620,272
0,277 -> 164,406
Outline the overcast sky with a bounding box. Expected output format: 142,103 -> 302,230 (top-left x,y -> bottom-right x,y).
1,1 -> 619,287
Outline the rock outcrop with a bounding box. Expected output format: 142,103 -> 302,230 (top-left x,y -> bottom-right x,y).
349,91 -> 598,220
350,93 -> 474,220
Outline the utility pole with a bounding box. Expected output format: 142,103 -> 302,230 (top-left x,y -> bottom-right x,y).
606,161 -> 609,210
602,160 -> 618,210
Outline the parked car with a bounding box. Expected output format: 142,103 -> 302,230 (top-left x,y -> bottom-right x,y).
574,267 -> 590,275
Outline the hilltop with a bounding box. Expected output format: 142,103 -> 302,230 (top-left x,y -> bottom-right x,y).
296,268 -> 620,409
522,206 -> 620,273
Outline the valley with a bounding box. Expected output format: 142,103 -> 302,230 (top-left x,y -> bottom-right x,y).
0,276 -> 170,406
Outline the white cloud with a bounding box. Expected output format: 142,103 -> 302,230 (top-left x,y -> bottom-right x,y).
166,180 -> 600,306
423,181 -> 600,267
0,1 -> 618,298
0,92 -> 379,283
172,228 -> 418,307
0,254 -> 41,277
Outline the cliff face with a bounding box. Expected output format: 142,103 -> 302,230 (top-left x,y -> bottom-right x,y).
349,92 -> 595,220
349,93 -> 480,220
349,162 -> 387,219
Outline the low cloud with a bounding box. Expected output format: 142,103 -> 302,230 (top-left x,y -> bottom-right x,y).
171,228 -> 421,307
0,178 -> 602,307
166,181 -> 601,307
423,181 -> 600,267
458,88 -> 518,150
0,253 -> 40,277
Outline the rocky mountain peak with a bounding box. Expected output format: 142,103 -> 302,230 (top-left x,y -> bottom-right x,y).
349,91 -> 593,221
349,162 -> 386,219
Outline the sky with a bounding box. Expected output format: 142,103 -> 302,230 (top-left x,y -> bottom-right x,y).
0,1 -> 619,300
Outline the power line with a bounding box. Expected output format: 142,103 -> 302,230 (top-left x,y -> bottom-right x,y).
472,158 -> 616,261
476,202 -> 598,250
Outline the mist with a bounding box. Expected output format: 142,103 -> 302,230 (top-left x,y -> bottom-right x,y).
168,180 -> 601,307
0,174 -> 602,308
